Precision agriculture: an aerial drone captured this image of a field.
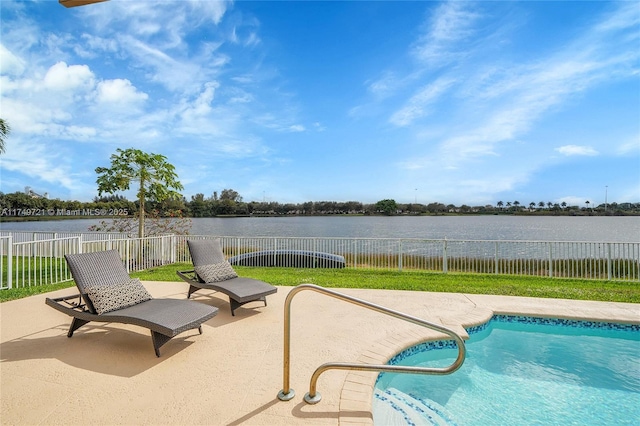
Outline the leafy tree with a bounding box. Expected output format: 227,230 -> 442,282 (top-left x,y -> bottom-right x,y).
375,199 -> 398,215
302,201 -> 314,214
212,188 -> 241,215
0,118 -> 10,154
190,193 -> 208,217
426,202 -> 447,214
95,148 -> 184,238
220,188 -> 242,202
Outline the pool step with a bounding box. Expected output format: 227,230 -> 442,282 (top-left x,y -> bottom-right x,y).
373,387 -> 457,426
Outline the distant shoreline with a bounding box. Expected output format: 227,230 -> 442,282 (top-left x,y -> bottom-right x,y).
1,210 -> 637,224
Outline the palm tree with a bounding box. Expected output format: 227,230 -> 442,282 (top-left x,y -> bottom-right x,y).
513,201 -> 520,211
497,201 -> 504,210
529,202 -> 536,210
0,118 -> 10,154
538,201 -> 545,209
585,200 -> 590,210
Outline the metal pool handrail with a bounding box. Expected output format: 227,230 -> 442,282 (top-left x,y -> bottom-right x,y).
277,283 -> 467,404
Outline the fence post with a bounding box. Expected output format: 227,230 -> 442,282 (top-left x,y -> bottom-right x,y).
78,235 -> 83,254
494,241 -> 499,274
398,240 -> 403,272
548,242 -> 553,278
126,238 -> 130,274
171,234 -> 176,264
353,240 -> 358,269
443,238 -> 448,274
8,235 -> 13,289
273,237 -> 278,266
607,243 -> 612,281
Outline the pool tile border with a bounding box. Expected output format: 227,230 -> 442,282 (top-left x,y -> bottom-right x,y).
338,309 -> 640,425
386,314 -> 640,368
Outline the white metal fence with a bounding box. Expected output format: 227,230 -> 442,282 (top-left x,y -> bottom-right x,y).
1,234 -> 174,290
182,236 -> 639,281
1,232 -> 638,290
0,236 -> 12,290
0,230 -> 132,243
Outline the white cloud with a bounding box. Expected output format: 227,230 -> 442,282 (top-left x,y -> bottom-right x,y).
74,34 -> 119,59
367,72 -> 400,98
555,145 -> 599,156
117,34 -> 227,94
389,77 -> 456,127
401,1 -> 638,174
179,82 -> 220,125
616,133 -> 640,156
412,1 -> 482,65
594,1 -> 640,33
66,125 -> 98,140
96,78 -> 148,104
1,140 -> 80,191
0,43 -> 26,76
288,124 -> 305,132
73,0 -> 234,95
43,61 -> 95,92
244,32 -> 261,47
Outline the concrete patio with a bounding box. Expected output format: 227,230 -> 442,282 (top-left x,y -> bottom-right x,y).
1,281 -> 638,425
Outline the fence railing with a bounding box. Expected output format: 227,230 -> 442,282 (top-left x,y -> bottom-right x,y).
1,234 -> 175,290
174,235 -> 639,281
0,236 -> 12,290
1,232 -> 638,290
0,230 -> 133,243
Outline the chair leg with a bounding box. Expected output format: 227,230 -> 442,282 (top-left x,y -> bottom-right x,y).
187,285 -> 199,299
151,331 -> 172,357
230,298 -> 240,316
68,318 -> 90,337
229,297 -> 268,316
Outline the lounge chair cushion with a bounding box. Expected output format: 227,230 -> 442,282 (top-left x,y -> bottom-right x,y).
194,262 -> 238,283
86,278 -> 153,315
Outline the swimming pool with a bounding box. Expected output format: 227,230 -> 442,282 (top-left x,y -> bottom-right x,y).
373,315 -> 640,425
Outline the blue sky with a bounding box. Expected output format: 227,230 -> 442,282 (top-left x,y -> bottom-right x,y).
1,0 -> 638,207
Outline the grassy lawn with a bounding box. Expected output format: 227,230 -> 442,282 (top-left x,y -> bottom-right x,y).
2,263 -> 638,303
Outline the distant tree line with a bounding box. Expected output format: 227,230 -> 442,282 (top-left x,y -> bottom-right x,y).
1,189 -> 638,220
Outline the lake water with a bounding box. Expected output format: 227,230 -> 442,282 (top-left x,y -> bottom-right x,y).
1,216 -> 639,242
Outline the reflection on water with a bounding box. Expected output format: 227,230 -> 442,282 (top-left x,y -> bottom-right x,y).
1,216 -> 638,242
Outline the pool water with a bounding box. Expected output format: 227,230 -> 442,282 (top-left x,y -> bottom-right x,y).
374,316 -> 640,426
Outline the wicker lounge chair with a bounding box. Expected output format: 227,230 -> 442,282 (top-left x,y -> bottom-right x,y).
45,250 -> 218,357
177,239 -> 277,316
